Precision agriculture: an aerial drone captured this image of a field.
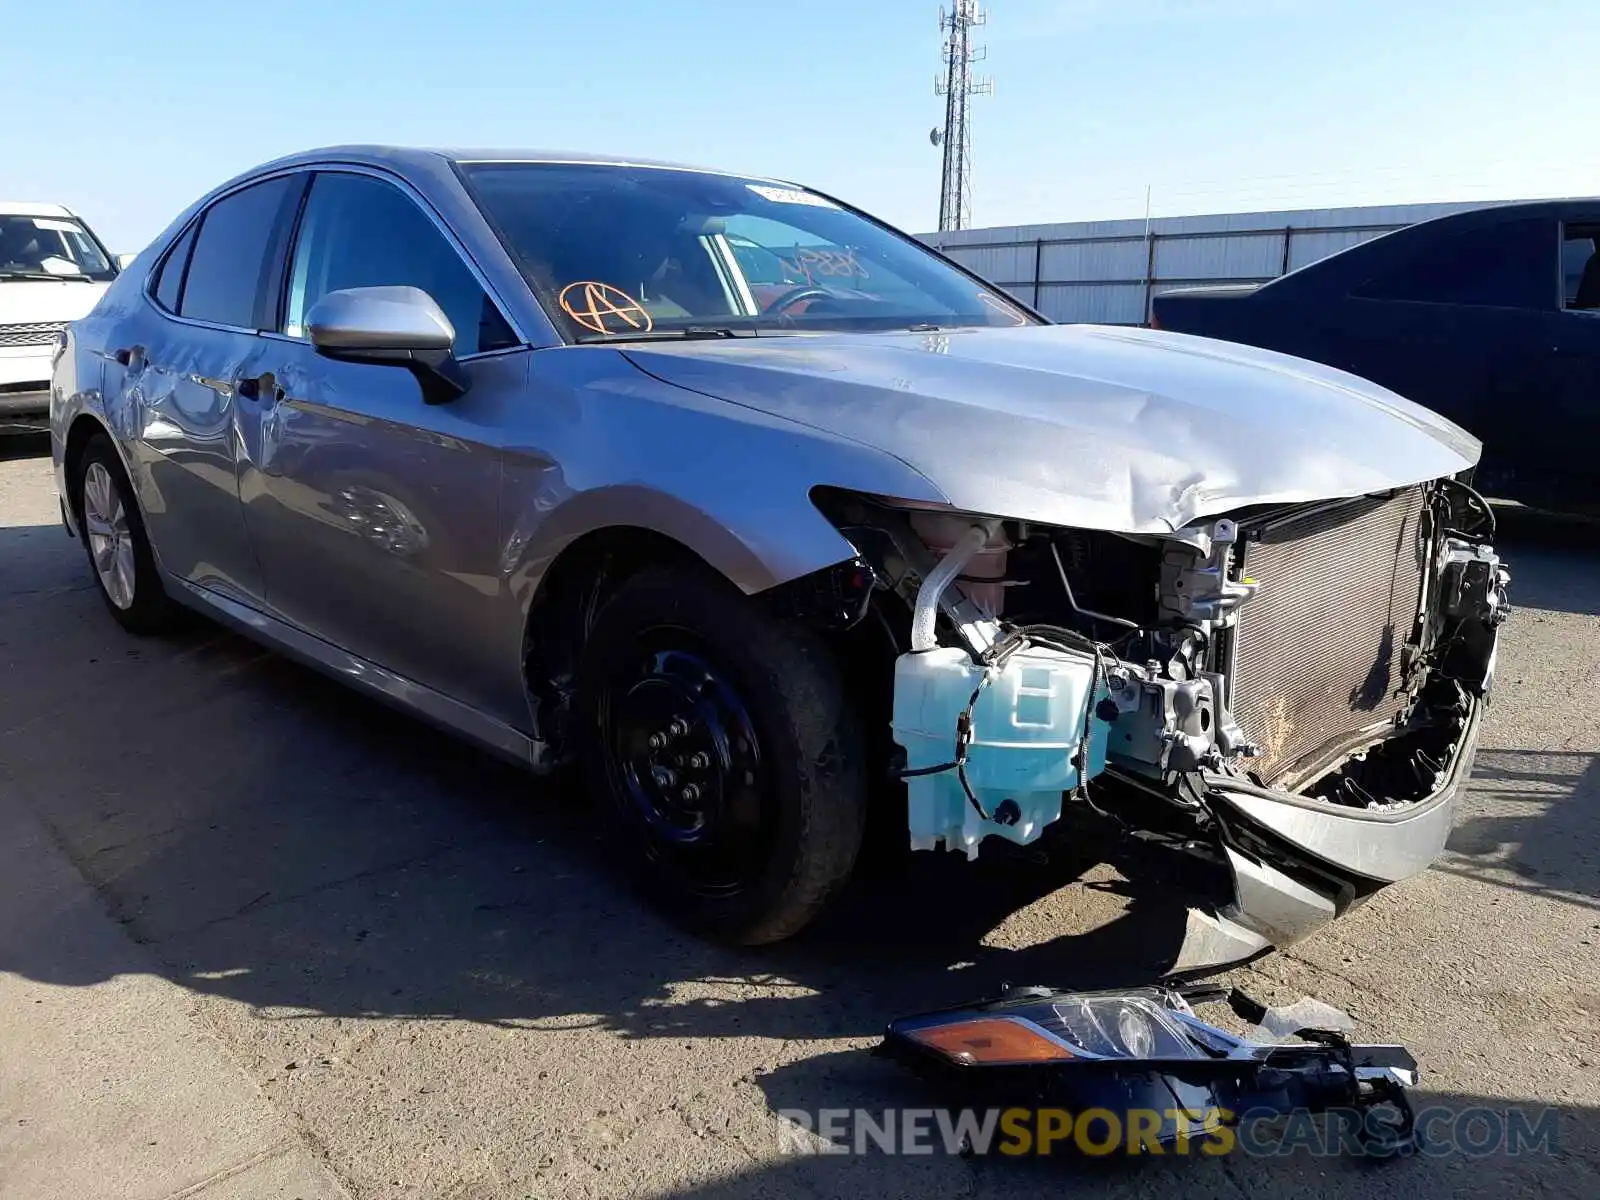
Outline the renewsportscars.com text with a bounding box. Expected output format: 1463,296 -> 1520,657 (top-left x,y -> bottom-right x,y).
776,1106 -> 1559,1158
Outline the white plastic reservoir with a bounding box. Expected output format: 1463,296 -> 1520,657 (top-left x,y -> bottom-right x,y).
892,645 -> 1112,859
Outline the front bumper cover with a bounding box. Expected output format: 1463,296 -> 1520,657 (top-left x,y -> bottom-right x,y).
0,385 -> 50,430
1172,694 -> 1487,974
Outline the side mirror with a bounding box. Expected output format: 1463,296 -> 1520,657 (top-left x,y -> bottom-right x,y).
116,252 -> 138,270
305,285 -> 469,404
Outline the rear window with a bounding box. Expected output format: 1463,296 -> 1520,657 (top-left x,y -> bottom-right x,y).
178,176 -> 301,329
1562,223 -> 1600,310
1352,217 -> 1553,310
152,223 -> 197,313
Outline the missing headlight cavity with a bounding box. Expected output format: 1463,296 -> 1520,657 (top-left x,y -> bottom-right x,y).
1296,676 -> 1473,810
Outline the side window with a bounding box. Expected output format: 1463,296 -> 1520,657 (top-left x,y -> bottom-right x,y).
151,222 -> 197,313
179,176 -> 302,329
1562,223 -> 1600,311
284,173 -> 516,356
1352,217 -> 1553,310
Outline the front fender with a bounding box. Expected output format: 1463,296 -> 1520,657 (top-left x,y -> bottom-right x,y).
505,484 -> 791,605
501,348 -> 951,613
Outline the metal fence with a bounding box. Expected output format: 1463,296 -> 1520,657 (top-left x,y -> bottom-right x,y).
919,200 -> 1504,325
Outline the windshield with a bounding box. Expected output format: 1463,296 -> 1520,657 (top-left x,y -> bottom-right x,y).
0,213 -> 115,281
459,163 -> 1037,340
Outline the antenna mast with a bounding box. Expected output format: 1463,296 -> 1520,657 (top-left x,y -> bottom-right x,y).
934,1 -> 993,232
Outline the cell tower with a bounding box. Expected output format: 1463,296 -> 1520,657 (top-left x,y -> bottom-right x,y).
932,1 -> 993,232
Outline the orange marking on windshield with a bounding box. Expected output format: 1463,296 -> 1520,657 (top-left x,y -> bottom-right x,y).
559,281 -> 654,334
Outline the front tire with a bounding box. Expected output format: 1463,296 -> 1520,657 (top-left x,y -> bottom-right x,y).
74,432 -> 179,634
574,565 -> 867,945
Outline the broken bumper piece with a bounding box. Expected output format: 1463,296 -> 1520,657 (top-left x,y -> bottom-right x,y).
1174,696 -> 1486,974
879,983 -> 1421,1157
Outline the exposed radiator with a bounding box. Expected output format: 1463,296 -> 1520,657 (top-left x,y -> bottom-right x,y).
1229,487 -> 1429,787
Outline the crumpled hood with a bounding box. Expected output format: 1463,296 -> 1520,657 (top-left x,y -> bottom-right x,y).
622,323 -> 1482,532
0,279 -> 108,325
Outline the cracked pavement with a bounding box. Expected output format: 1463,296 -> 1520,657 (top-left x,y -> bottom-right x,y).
1,435 -> 1597,1198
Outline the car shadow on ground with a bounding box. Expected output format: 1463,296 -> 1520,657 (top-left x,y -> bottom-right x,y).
1,652 -> 1207,1041
0,505 -> 1213,1050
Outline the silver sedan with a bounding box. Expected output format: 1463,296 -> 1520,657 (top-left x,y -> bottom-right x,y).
51,147 -> 1506,966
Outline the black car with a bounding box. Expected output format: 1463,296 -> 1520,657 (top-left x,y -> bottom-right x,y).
1152,199 -> 1600,514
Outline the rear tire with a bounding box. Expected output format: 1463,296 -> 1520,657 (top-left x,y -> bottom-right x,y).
73,432 -> 180,634
574,565 -> 867,945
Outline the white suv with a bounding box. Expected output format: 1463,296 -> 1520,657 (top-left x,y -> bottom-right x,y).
2,202 -> 122,432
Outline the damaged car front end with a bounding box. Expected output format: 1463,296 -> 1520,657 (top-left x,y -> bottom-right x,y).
813,469 -> 1508,972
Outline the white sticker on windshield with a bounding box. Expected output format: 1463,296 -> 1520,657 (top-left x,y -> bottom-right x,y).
32,218 -> 80,232
746,185 -> 838,209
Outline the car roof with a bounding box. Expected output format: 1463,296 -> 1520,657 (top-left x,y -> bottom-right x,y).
0,201 -> 76,218
245,144 -> 776,182
1419,196 -> 1600,225
1243,195 -> 1600,296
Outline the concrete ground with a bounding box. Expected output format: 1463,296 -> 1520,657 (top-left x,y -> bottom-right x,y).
1,431 -> 1596,1199
0,799 -> 350,1199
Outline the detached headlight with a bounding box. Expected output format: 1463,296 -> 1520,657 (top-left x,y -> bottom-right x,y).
894,987 -> 1205,1067
878,982 -> 1424,1157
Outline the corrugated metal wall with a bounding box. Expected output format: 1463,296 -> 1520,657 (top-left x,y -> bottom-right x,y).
919,199 -> 1509,325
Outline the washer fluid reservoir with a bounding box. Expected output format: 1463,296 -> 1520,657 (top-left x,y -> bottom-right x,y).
892,644 -> 1112,860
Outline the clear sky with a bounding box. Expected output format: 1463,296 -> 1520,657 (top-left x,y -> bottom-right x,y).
4,0 -> 1595,251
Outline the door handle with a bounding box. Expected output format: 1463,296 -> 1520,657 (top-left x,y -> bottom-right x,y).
234,375 -> 284,402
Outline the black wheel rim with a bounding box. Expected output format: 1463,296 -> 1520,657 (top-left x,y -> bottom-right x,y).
597,628 -> 773,899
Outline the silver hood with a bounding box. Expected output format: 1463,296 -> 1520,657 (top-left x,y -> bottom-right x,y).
623,323 -> 1481,533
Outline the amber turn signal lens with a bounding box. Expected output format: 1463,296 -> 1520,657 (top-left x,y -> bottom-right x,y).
906,1017 -> 1075,1065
